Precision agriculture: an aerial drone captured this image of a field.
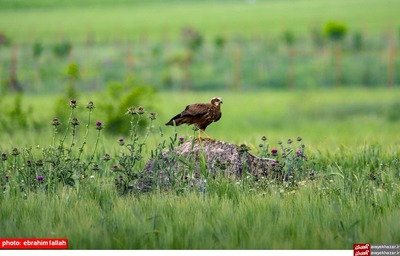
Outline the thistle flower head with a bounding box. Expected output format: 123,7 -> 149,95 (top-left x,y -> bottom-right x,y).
297,136 -> 302,142
261,136 -> 267,141
70,99 -> 77,109
271,149 -> 278,156
37,175 -> 44,181
287,138 -> 293,144
178,136 -> 185,145
95,121 -> 103,130
137,106 -> 144,115
296,150 -> 303,156
1,152 -> 7,161
118,137 -> 125,146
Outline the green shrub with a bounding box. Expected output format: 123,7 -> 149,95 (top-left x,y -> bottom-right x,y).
324,21 -> 348,41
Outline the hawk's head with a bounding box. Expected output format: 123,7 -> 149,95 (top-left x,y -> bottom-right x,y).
211,97 -> 223,106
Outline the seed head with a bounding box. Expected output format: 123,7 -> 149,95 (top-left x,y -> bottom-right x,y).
86,101 -> 95,109
36,159 -> 43,166
71,117 -> 80,126
102,153 -> 111,162
11,148 -> 20,156
1,152 -> 7,161
92,163 -> 100,171
126,106 -> 136,115
287,138 -> 293,144
239,144 -> 251,152
297,136 -> 302,142
148,112 -> 157,120
52,118 -> 61,126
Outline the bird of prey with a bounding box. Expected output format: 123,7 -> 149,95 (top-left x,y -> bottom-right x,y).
165,97 -> 223,138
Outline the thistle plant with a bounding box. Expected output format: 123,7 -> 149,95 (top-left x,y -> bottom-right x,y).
113,106 -> 158,194
0,99 -> 105,195
255,135 -> 313,190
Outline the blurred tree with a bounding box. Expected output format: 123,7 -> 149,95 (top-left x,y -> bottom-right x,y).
387,29 -> 397,89
324,21 -> 348,87
282,30 -> 296,90
180,27 -> 203,91
66,62 -> 79,99
310,26 -> 325,49
8,46 -> 23,92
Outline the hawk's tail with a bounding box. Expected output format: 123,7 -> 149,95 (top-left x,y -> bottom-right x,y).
165,114 -> 185,126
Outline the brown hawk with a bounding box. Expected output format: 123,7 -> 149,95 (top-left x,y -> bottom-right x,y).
165,97 -> 223,137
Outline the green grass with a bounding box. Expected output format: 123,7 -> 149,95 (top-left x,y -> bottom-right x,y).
1,170 -> 399,249
1,0 -> 399,43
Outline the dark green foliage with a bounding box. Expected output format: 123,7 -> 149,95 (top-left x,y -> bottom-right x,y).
214,35 -> 226,50
52,40 -> 72,58
32,41 -> 43,58
282,30 -> 296,46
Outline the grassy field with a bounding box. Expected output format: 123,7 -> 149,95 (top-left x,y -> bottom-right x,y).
1,0 -> 399,43
1,0 -> 400,251
1,89 -> 400,250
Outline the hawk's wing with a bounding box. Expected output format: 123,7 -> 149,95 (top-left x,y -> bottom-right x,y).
181,103 -> 210,117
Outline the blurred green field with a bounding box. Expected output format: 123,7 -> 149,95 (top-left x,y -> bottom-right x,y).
1,0 -> 399,43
